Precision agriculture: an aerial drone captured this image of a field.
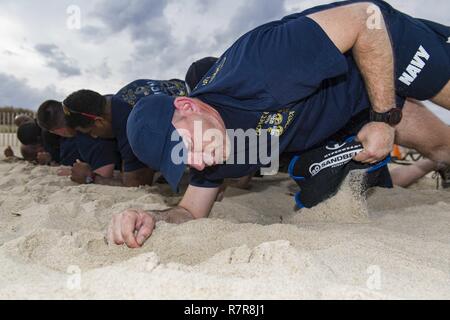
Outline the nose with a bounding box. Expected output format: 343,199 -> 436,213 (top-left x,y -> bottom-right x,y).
189,161 -> 205,171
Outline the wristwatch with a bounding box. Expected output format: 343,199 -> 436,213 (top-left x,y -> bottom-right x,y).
370,108 -> 403,126
85,173 -> 96,184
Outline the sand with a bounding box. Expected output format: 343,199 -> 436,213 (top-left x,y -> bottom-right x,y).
0,159 -> 449,299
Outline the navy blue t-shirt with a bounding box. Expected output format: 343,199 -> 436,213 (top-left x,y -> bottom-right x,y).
41,130 -> 81,166
74,134 -> 121,171
41,130 -> 62,163
41,131 -> 119,169
112,79 -> 188,172
189,14 -> 373,188
110,96 -> 146,172
59,137 -> 80,166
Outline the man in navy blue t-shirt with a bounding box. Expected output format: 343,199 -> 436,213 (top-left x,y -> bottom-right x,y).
37,100 -> 121,183
63,79 -> 188,187
107,1 -> 450,248
15,119 -> 83,166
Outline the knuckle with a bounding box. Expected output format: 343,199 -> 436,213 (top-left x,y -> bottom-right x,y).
112,212 -> 122,221
123,209 -> 136,217
144,212 -> 154,221
366,151 -> 375,158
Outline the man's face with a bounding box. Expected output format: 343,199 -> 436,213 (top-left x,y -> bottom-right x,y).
51,127 -> 77,138
76,118 -> 114,139
20,144 -> 45,161
172,99 -> 228,171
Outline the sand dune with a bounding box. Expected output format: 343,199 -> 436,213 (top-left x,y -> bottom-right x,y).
0,160 -> 449,299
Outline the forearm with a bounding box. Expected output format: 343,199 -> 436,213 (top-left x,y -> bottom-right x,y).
352,5 -> 396,112
122,168 -> 155,187
95,175 -> 124,186
151,206 -> 195,224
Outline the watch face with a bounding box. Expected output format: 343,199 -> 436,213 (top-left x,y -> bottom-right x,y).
389,108 -> 403,125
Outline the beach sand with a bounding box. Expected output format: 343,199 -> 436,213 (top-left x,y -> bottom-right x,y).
0,159 -> 449,299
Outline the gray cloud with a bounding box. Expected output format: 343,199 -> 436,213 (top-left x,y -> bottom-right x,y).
35,43 -> 82,77
116,0 -> 288,80
214,0 -> 287,45
3,50 -> 17,56
85,58 -> 112,78
0,73 -> 64,109
82,0 -> 171,42
80,0 -> 174,80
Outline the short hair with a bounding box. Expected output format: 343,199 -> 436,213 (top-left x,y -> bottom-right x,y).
14,115 -> 34,127
37,100 -> 65,131
17,121 -> 42,145
63,89 -> 106,129
185,57 -> 219,92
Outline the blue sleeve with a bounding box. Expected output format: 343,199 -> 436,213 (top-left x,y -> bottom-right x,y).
119,139 -> 147,172
258,16 -> 348,105
41,131 -> 61,163
75,134 -> 120,171
122,154 -> 147,172
45,144 -> 61,163
189,169 -> 224,188
60,138 -> 81,166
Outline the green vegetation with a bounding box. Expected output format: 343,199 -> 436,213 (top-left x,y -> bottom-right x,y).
0,125 -> 17,133
0,106 -> 35,132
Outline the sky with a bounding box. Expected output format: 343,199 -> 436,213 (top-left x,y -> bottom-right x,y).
0,0 -> 449,122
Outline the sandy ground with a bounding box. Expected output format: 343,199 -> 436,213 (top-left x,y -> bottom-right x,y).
0,158 -> 449,300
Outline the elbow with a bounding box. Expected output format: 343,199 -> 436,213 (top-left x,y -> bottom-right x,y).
177,205 -> 201,221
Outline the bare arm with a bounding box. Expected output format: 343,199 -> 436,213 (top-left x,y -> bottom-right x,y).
93,167 -> 155,187
94,174 -> 124,186
308,3 -> 397,163
70,161 -> 123,186
94,164 -> 115,178
90,164 -> 125,186
122,167 -> 155,187
307,2 -> 396,112
107,185 -> 219,248
152,185 -> 219,223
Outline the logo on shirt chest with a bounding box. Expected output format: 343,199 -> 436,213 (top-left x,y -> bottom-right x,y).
256,110 -> 296,137
398,45 -> 430,86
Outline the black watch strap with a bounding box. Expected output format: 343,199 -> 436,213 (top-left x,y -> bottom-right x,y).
370,108 -> 403,126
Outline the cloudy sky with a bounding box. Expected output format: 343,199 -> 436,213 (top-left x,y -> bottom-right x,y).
0,0 -> 449,121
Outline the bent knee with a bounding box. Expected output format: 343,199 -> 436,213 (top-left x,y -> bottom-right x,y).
421,144 -> 450,165
431,80 -> 450,108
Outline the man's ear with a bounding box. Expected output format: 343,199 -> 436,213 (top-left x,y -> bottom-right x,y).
174,97 -> 202,114
94,117 -> 107,127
